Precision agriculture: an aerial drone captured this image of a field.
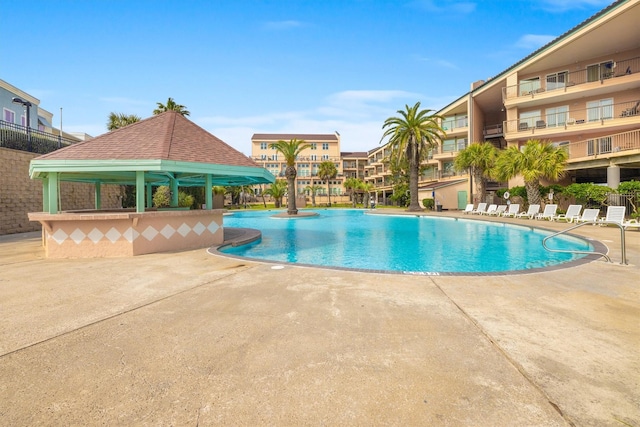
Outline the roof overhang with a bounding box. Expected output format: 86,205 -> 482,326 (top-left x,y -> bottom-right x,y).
29,159 -> 276,187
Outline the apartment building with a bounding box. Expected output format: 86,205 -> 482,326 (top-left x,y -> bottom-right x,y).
366,0 -> 640,210
250,133 -> 350,201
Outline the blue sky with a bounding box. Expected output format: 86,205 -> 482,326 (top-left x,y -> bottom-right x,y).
1,0 -> 613,155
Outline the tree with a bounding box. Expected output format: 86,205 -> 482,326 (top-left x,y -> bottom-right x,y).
107,112 -> 141,131
264,180 -> 287,208
361,181 -> 375,208
343,177 -> 361,208
494,139 -> 568,206
382,102 -> 445,211
454,141 -> 498,204
318,161 -> 338,206
305,184 -> 324,207
269,139 -> 311,214
153,97 -> 190,116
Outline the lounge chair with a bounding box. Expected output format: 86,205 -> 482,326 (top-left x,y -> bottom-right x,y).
502,204 -> 520,217
552,204 -> 582,222
623,218 -> 640,230
471,202 -> 487,215
575,208 -> 601,224
516,204 -> 540,219
599,206 -> 626,225
462,203 -> 474,214
536,204 -> 557,220
488,205 -> 507,216
481,204 -> 497,215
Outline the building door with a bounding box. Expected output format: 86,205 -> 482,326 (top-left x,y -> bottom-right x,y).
457,191 -> 468,210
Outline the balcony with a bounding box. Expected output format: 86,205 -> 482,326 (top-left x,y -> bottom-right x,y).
503,56 -> 640,104
441,116 -> 469,136
0,120 -> 78,154
564,128 -> 640,164
505,99 -> 640,136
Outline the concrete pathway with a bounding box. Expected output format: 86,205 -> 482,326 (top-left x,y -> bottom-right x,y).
0,212 -> 638,426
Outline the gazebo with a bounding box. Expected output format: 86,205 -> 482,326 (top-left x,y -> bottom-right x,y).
28,111 -> 274,258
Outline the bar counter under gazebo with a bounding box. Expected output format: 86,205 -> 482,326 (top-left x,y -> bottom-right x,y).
28,111 -> 274,258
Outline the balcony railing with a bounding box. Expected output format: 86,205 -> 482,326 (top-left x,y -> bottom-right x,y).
503,56 -> 640,101
564,128 -> 640,161
441,116 -> 468,132
0,120 -> 77,154
505,99 -> 640,134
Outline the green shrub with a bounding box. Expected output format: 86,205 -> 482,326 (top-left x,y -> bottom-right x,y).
153,186 -> 194,208
422,198 -> 435,210
563,183 -> 612,208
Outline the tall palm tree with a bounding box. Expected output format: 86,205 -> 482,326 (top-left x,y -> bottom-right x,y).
382,102 -> 445,211
270,139 -> 311,214
153,97 -> 190,116
361,181 -> 376,208
343,177 -> 361,208
318,161 -> 338,207
494,139 -> 568,205
107,112 -> 141,131
454,141 -> 498,204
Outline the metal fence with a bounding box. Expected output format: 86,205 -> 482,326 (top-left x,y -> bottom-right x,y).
0,120 -> 76,154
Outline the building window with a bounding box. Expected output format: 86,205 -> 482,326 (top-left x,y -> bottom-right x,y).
546,106 -> 568,127
546,71 -> 568,90
310,155 -> 317,161
519,77 -> 540,95
321,155 -> 329,160
310,143 -> 317,150
587,137 -> 612,156
519,110 -> 541,129
260,142 -> 268,149
587,98 -> 613,122
3,108 -> 15,123
587,61 -> 614,82
322,143 -> 329,150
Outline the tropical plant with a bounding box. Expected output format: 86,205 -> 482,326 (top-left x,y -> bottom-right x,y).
343,177 -> 361,207
153,97 -> 190,116
454,141 -> 498,204
382,102 -> 445,211
494,139 -> 568,206
152,186 -> 194,208
305,184 -> 324,207
107,112 -> 141,131
389,182 -> 409,207
318,161 -> 338,206
264,180 -> 288,208
269,139 -> 312,214
361,181 -> 375,208
563,183 -> 612,208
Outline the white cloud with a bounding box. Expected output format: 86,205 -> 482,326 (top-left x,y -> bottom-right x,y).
263,20 -> 304,30
515,34 -> 556,50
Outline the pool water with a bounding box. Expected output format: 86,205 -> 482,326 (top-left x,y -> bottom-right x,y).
219,209 -> 594,274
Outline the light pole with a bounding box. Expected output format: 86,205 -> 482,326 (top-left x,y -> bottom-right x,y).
12,97 -> 32,151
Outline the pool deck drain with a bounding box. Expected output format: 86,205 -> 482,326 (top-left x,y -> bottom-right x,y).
0,211 -> 638,426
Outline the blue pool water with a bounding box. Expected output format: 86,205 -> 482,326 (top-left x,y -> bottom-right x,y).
220,209 -> 594,274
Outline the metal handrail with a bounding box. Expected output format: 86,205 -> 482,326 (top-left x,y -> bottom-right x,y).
542,221 -> 627,265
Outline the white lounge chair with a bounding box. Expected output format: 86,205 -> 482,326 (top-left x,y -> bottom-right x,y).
575,208 -> 601,224
536,204 -> 557,220
488,205 -> 507,216
623,218 -> 640,230
599,206 -> 626,225
552,204 -> 582,222
481,204 -> 498,215
462,204 -> 474,214
471,202 -> 487,215
502,204 -> 520,217
516,204 -> 540,219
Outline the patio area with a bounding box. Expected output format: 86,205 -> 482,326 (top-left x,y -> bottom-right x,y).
0,211 -> 638,426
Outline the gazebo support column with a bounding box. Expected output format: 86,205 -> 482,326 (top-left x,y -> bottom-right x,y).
47,172 -> 59,214
205,174 -> 212,209
170,178 -> 179,208
136,171 -> 145,213
42,176 -> 50,213
95,182 -> 102,210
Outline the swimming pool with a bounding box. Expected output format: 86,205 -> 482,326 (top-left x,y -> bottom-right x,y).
219,209 -> 597,275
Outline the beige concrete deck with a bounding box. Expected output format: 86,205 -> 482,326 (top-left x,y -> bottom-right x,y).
0,211 -> 638,426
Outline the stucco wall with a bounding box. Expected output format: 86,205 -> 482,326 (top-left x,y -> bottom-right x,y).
0,148 -> 123,235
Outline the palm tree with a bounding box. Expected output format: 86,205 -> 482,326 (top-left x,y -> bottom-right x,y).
264,180 -> 287,208
318,161 -> 338,207
343,177 -> 361,207
107,112 -> 141,131
494,139 -> 568,205
270,139 -> 312,214
454,141 -> 498,204
153,97 -> 190,116
305,184 -> 324,207
382,102 -> 445,211
361,181 -> 376,208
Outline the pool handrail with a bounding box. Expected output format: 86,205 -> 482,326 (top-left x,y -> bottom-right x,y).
542,221 -> 627,265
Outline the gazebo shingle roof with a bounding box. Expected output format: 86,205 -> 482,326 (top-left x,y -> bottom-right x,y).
38,111 -> 258,168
